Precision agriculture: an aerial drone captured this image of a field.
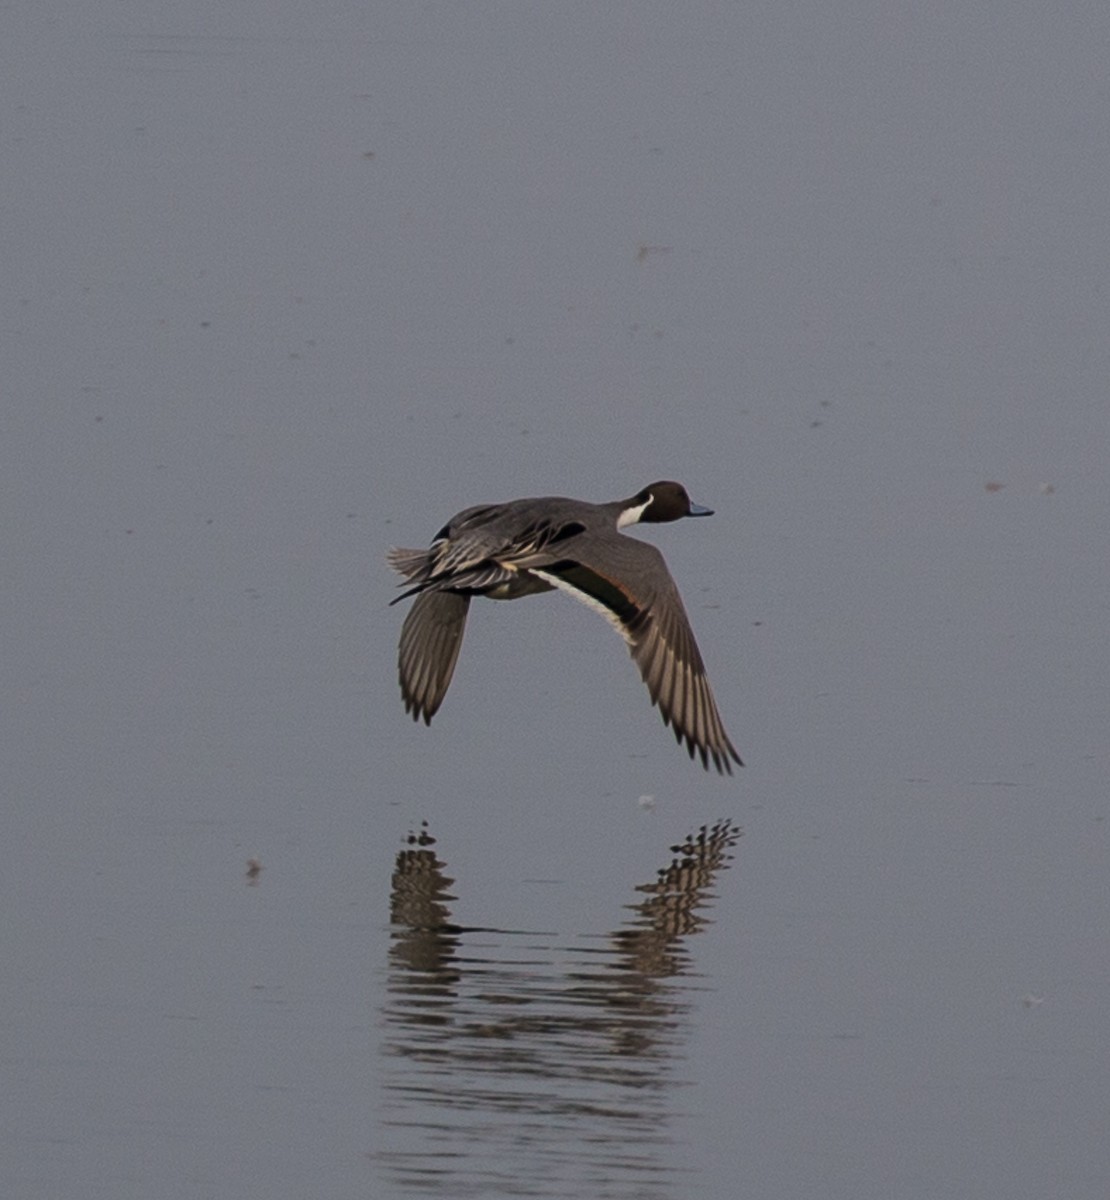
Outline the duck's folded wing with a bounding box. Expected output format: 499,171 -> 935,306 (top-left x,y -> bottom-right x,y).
530,538 -> 743,774
398,591 -> 471,724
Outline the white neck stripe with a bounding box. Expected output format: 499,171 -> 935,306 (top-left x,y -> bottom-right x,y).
617,495 -> 652,528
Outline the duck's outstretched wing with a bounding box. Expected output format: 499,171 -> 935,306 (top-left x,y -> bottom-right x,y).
531,538 -> 743,774
397,590 -> 471,724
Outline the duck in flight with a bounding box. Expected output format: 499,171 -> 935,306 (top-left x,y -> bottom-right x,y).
387,481 -> 743,774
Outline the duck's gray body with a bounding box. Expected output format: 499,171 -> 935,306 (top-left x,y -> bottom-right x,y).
387,481 -> 743,774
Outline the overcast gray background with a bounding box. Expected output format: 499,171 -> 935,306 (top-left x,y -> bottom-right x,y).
4,2 -> 1110,1198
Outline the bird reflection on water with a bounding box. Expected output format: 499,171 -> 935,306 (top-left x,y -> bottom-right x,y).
376,818 -> 741,1198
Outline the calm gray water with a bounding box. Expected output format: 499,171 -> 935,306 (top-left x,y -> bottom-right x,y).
4,3 -> 1109,1198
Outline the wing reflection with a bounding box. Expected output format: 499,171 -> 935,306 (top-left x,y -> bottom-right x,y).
376,818 -> 740,1198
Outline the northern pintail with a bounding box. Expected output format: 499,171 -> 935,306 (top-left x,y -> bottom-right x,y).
387,481 -> 743,774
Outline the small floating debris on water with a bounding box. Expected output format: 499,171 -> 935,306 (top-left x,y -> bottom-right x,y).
637,794 -> 656,811
405,819 -> 435,847
245,858 -> 262,884
1021,994 -> 1045,1008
